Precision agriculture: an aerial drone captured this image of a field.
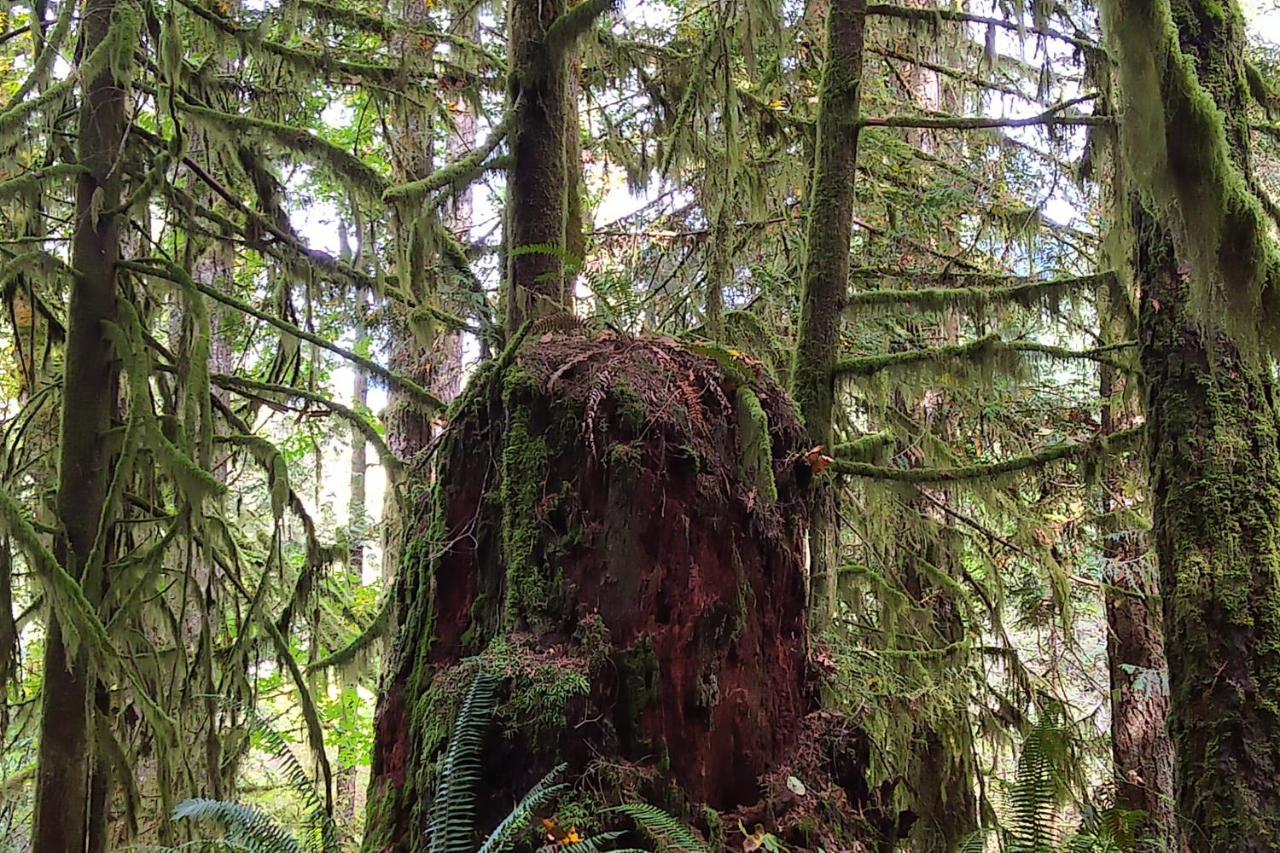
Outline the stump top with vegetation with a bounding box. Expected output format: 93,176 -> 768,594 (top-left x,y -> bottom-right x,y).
365,330 -> 819,848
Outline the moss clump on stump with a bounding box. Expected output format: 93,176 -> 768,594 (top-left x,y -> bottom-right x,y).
365,334 -> 894,851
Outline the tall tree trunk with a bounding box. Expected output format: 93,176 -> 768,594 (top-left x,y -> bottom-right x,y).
1100,309 -> 1177,845
504,0 -> 571,330
789,0 -> 867,625
1103,1 -> 1280,846
1136,217 -> 1280,850
338,295 -> 369,831
33,0 -> 126,846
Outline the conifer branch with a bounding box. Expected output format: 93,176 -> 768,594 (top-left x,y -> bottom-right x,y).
383,114 -> 513,204
830,426 -> 1143,483
544,0 -> 618,65
209,373 -> 405,483
864,4 -> 1100,53
179,103 -> 388,197
834,335 -> 1134,377
858,95 -> 1107,131
845,272 -> 1112,314
173,0 -> 407,83
123,259 -> 443,413
293,0 -> 507,70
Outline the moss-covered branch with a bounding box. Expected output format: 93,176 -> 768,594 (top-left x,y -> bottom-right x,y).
304,594 -> 391,673
123,259 -> 443,413
173,0 -> 407,83
543,0 -> 616,65
830,426 -> 1143,483
833,430 -> 895,461
383,113 -> 512,204
858,95 -> 1107,131
293,0 -> 506,70
210,373 -> 405,483
844,272 -> 1110,314
179,103 -> 388,198
865,3 -> 1099,53
834,335 -> 1134,378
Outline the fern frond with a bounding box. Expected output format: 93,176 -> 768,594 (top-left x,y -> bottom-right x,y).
477,764 -> 568,853
173,798 -> 302,853
550,831 -> 639,853
198,696 -> 337,852
1005,708 -> 1077,853
427,670 -> 501,853
609,803 -> 711,853
957,828 -> 991,853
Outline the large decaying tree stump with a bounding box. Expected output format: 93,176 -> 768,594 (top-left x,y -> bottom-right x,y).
364,331 -> 892,851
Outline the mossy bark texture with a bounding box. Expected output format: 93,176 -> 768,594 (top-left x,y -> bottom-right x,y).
1100,364 -> 1178,851
33,0 -> 125,848
790,0 -> 866,624
1102,1 -> 1280,848
365,336 -> 826,850
504,0 -> 571,331
1137,217 -> 1280,851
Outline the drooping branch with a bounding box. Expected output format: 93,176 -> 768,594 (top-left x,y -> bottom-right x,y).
172,0 -> 408,84
122,260 -> 444,414
208,373 -> 405,485
179,103 -> 388,198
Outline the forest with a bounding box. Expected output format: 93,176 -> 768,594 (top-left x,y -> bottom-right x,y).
1,0 -> 1280,850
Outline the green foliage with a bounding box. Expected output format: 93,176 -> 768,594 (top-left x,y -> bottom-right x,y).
429,671 -> 501,853
610,803 -> 711,853
1003,706 -> 1081,853
171,799 -> 305,853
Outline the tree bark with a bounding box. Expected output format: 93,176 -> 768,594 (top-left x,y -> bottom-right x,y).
504,0 -> 571,330
1100,363 -> 1177,851
33,0 -> 125,846
789,0 -> 866,625
1104,1 -> 1280,847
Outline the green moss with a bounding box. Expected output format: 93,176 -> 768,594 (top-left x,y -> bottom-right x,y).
612,379 -> 650,434
619,638 -> 659,748
501,367 -> 553,625
735,386 -> 778,507
360,779 -> 400,851
673,444 -> 702,473
606,441 -> 644,471
702,806 -> 724,845
1101,0 -> 1280,351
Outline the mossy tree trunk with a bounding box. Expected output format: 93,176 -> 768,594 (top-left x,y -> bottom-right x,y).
504,0 -> 571,331
1108,2 -> 1280,845
790,0 -> 866,624
362,336 -> 897,851
1135,212 -> 1280,849
33,0 -> 126,847
1100,338 -> 1177,847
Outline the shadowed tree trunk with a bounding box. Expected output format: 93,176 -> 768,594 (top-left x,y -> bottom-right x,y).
1102,1 -> 1280,846
33,0 -> 127,847
790,0 -> 866,625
